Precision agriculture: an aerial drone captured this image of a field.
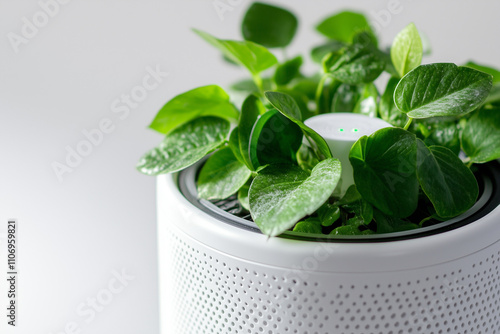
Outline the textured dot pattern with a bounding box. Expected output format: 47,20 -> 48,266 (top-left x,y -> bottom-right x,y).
167,230 -> 500,334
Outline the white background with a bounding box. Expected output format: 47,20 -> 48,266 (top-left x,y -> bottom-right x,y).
1,0 -> 499,333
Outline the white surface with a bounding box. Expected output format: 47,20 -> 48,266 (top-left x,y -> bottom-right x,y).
1,1 -> 500,333
305,113 -> 392,194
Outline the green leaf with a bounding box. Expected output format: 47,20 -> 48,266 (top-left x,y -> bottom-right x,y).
349,127 -> 419,218
331,83 -> 360,113
316,77 -> 341,115
230,78 -> 274,95
379,77 -> 407,127
353,83 -> 378,117
249,109 -> 303,169
197,147 -> 252,200
465,61 -> 500,83
379,50 -> 400,78
238,182 -> 251,211
330,224 -> 373,236
193,29 -> 278,75
461,108 -> 500,163
249,158 -> 342,237
296,144 -> 320,173
228,127 -> 245,164
274,56 -> 303,86
423,121 -> 460,155
239,95 -> 265,170
292,76 -> 321,100
394,63 -> 493,119
390,23 -> 423,78
265,91 -> 333,160
311,41 -> 346,64
325,43 -> 385,85
352,30 -> 378,48
484,83 -> 500,105
416,140 -> 478,218
317,203 -> 340,227
137,117 -> 229,175
336,185 -> 362,206
342,199 -> 374,224
373,209 -> 419,234
149,85 -> 239,134
292,218 -> 323,234
316,11 -> 374,43
276,88 -> 314,120
242,2 -> 298,48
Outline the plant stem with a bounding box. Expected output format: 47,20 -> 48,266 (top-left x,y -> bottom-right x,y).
252,74 -> 264,96
466,160 -> 474,168
419,216 -> 434,227
315,74 -> 332,115
403,117 -> 413,130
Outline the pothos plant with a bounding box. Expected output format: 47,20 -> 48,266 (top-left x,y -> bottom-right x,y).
138,2 -> 500,237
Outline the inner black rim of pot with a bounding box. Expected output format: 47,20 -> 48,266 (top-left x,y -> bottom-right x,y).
178,160 -> 500,243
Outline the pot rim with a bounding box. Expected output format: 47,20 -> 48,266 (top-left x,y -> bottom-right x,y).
178,159 -> 500,243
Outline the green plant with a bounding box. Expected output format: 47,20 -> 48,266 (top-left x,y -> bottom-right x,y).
138,2 -> 500,237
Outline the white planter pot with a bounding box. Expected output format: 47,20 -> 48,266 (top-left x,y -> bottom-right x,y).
157,161 -> 500,334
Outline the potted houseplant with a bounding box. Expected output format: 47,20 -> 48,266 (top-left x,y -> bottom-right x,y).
139,3 -> 500,333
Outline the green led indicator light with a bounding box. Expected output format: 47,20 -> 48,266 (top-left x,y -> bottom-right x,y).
339,128 -> 344,132
352,128 -> 359,132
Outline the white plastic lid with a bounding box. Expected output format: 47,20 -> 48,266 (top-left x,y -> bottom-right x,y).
304,113 -> 392,195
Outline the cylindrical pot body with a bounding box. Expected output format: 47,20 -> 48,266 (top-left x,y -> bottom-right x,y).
157,165 -> 500,334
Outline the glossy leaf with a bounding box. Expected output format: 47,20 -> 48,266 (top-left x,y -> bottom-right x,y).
484,83 -> 500,105
423,121 -> 461,155
379,77 -> 407,127
230,78 -> 274,95
242,2 -> 298,48
349,127 -> 419,218
296,144 -> 320,173
316,11 -> 374,43
292,77 -> 321,100
149,85 -> 238,134
316,77 -> 341,115
228,127 -> 245,164
394,63 -> 493,118
265,91 -> 333,160
249,158 -> 342,237
249,109 -> 303,169
465,61 -> 500,83
461,108 -> 500,163
331,84 -> 360,113
197,147 -> 252,200
416,140 -> 478,218
276,88 -> 314,120
336,185 -> 362,206
352,30 -> 378,47
317,203 -> 340,227
311,41 -> 346,64
342,199 -> 374,224
239,95 -> 265,170
330,222 -> 373,236
325,43 -> 385,85
137,117 -> 229,175
390,23 -> 423,78
274,56 -> 303,86
353,83 -> 378,117
373,209 -> 419,233
292,218 -> 323,234
238,182 -> 251,211
194,29 -> 278,75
